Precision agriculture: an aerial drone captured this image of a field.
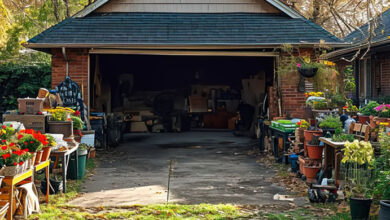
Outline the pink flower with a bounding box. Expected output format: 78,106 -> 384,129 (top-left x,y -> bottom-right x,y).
297,63 -> 301,68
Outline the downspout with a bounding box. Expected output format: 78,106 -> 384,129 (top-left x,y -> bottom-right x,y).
354,60 -> 360,107
62,47 -> 69,77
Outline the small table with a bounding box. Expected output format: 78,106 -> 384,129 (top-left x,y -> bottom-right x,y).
269,127 -> 295,162
319,137 -> 345,183
34,160 -> 50,203
51,145 -> 79,193
2,169 -> 33,220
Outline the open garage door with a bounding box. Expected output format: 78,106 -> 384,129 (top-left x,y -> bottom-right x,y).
89,51 -> 276,134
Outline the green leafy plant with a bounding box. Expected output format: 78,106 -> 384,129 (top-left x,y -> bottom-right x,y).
359,101 -> 380,116
332,128 -> 354,142
313,100 -> 328,110
342,140 -> 374,198
0,124 -> 16,141
371,131 -> 390,200
319,115 -> 342,129
71,116 -> 83,130
78,143 -> 91,151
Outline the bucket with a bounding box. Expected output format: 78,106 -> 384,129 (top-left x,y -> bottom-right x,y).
350,197 -> 372,220
379,200 -> 390,220
289,154 -> 298,172
81,133 -> 95,147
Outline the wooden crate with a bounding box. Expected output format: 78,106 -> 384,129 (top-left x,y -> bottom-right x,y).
3,114 -> 47,133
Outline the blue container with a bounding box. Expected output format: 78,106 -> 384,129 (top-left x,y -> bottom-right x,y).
289,154 -> 299,172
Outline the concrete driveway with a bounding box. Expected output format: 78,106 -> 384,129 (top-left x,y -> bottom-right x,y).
69,131 -> 300,207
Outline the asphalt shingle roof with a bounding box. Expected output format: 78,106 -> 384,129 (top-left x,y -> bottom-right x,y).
344,9 -> 390,44
28,13 -> 340,45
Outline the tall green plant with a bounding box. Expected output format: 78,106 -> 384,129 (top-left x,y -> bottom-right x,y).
342,140 -> 374,198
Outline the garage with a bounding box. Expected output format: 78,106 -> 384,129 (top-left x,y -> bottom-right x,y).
89,52 -> 276,135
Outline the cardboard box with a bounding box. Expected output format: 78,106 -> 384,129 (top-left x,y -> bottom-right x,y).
3,114 -> 47,133
189,96 -> 208,113
130,122 -> 148,132
18,98 -> 44,114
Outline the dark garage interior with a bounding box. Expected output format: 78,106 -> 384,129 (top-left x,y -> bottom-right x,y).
90,54 -> 275,135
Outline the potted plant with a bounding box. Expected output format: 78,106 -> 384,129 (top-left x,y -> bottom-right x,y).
319,115 -> 342,134
0,124 -> 16,141
372,131 -> 390,220
342,140 -> 374,220
71,112 -> 84,142
18,133 -> 43,165
331,128 -> 354,142
343,99 -> 359,116
41,134 -> 56,162
297,61 -> 319,78
374,104 -> 390,124
313,100 -> 328,110
48,107 -> 74,138
359,101 -> 380,124
295,120 -> 309,143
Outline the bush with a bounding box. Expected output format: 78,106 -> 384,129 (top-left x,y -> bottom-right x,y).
0,63 -> 51,112
319,115 -> 342,129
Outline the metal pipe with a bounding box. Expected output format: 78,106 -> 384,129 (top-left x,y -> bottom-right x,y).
62,47 -> 69,77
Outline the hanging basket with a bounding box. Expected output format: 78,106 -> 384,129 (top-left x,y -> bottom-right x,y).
298,67 -> 318,78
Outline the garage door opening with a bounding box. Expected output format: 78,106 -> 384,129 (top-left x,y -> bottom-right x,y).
89,53 -> 275,133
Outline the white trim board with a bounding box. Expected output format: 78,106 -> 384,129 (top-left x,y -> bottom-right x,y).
73,0 -> 302,18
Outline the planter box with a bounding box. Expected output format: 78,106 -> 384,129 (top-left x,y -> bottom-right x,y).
48,121 -> 73,138
2,114 -> 47,133
18,98 -> 44,114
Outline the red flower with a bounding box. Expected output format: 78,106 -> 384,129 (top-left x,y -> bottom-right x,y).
2,153 -> 10,160
9,143 -> 14,147
343,106 -> 348,109
67,118 -> 71,121
13,162 -> 17,166
24,142 -> 27,145
74,110 -> 81,116
19,161 -> 23,165
1,140 -> 5,143
10,124 -> 13,128
24,149 -> 29,152
30,141 -> 33,144
17,135 -> 23,140
2,125 -> 6,129
1,146 -> 7,150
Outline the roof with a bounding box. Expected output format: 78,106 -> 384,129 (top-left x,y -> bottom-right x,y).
27,13 -> 341,48
322,9 -> 390,60
73,0 -> 303,19
344,9 -> 390,44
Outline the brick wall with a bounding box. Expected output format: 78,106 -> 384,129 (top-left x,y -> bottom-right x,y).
51,48 -> 89,104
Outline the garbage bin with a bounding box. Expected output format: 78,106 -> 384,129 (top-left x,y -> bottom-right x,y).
67,149 -> 88,180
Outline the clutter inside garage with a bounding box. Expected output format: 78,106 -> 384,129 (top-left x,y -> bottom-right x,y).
90,54 -> 275,138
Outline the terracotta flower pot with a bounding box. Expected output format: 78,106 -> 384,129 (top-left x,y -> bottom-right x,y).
304,130 -> 323,156
31,152 -> 36,166
34,150 -> 43,165
303,166 -> 321,180
298,156 -> 307,175
41,147 -> 52,162
358,115 -> 370,124
306,144 -> 324,160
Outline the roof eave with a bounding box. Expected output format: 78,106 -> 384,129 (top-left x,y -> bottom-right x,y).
25,42 -> 350,51
322,38 -> 390,60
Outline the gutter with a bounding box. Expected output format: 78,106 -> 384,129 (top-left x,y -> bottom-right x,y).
62,47 -> 69,77
25,42 -> 351,50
